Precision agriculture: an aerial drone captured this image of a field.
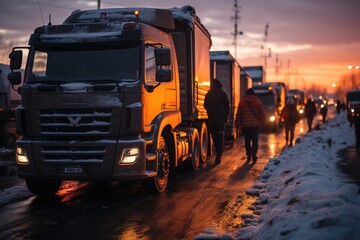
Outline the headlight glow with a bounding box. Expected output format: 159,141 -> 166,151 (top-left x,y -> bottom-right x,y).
119,147 -> 140,165
16,147 -> 29,165
299,109 -> 304,114
269,116 -> 276,122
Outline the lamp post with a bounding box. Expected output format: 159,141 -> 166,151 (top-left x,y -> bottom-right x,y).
348,64 -> 359,89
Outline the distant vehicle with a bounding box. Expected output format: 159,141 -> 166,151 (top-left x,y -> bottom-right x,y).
0,64 -> 18,150
243,66 -> 264,84
346,90 -> 360,146
210,51 -> 241,140
269,82 -> 287,113
288,89 -> 306,118
240,68 -> 253,99
313,97 -> 325,113
252,82 -> 287,131
252,85 -> 280,131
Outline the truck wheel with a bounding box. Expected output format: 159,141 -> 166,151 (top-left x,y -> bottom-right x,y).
26,179 -> 62,197
187,128 -> 200,170
142,136 -> 170,193
198,122 -> 208,163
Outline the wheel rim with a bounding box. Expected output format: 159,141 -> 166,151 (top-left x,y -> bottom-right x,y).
193,137 -> 200,169
199,123 -> 208,163
158,151 -> 170,179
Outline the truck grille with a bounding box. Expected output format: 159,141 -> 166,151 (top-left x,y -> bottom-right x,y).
42,145 -> 106,163
39,108 -> 112,135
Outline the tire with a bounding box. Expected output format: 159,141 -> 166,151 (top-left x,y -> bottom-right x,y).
196,122 -> 209,163
26,179 -> 62,197
142,136 -> 171,193
188,128 -> 200,170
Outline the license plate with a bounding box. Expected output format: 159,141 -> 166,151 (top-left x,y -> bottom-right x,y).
63,167 -> 84,174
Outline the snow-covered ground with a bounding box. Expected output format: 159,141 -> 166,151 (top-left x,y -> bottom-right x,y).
195,111 -> 360,240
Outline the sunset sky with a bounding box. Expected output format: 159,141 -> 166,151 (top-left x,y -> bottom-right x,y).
1,0 -> 360,94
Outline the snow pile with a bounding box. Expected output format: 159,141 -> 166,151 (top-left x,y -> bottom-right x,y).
196,112 -> 360,240
0,184 -> 32,207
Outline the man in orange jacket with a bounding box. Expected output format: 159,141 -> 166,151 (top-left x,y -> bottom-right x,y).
235,88 -> 265,162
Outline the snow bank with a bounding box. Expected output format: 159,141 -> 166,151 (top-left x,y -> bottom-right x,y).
196,112 -> 360,240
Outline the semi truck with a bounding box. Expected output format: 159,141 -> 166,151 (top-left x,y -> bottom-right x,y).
240,68 -> 253,100
243,66 -> 264,84
252,81 -> 286,131
210,50 -> 240,140
252,85 -> 280,131
287,89 -> 307,118
7,6 -> 212,196
0,64 -> 17,149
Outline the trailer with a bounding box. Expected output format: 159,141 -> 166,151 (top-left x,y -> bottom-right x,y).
210,51 -> 240,140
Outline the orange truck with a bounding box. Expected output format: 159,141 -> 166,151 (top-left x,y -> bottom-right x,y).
8,6 -> 212,196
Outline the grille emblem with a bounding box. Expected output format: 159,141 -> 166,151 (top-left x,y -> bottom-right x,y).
68,116 -> 81,127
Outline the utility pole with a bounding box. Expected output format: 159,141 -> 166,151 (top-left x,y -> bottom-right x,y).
275,54 -> 280,82
261,23 -> 270,82
98,0 -> 100,9
231,0 -> 243,60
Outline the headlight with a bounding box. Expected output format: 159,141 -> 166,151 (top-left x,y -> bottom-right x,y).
269,116 -> 276,122
16,147 -> 29,165
351,109 -> 355,113
119,147 -> 140,165
299,109 -> 304,114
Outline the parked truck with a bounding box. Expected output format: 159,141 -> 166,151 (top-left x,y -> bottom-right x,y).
252,81 -> 286,131
243,66 -> 264,84
210,50 -> 240,140
0,64 -> 17,149
287,89 -> 306,118
7,6 -> 212,195
252,85 -> 280,131
240,68 -> 253,100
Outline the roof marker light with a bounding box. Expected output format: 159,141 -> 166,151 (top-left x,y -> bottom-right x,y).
134,10 -> 140,22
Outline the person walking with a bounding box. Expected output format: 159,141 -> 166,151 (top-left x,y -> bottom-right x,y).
320,103 -> 328,122
204,78 -> 230,165
281,98 -> 300,146
304,97 -> 317,132
235,88 -> 265,163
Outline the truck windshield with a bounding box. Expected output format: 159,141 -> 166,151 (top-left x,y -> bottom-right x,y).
26,45 -> 140,82
257,94 -> 275,107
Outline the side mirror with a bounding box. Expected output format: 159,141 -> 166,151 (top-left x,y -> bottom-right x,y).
8,72 -> 22,85
156,69 -> 172,82
155,48 -> 170,66
9,50 -> 23,70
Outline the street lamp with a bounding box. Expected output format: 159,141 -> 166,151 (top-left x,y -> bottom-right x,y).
348,64 -> 359,89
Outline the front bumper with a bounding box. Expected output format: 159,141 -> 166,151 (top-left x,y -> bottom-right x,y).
15,137 -> 156,181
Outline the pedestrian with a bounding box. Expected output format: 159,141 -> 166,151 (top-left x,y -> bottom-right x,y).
336,99 -> 342,114
235,88 -> 265,163
320,103 -> 328,122
304,97 -> 317,131
204,78 -> 230,165
281,98 -> 300,146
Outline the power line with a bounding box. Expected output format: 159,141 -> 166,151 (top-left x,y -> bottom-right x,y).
230,0 -> 243,60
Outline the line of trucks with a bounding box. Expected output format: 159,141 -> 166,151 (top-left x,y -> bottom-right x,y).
4,5 -> 306,196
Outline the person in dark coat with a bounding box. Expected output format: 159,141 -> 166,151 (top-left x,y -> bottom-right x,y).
235,88 -> 266,162
320,103 -> 328,122
304,97 -> 317,132
204,78 -> 230,165
281,98 -> 300,146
